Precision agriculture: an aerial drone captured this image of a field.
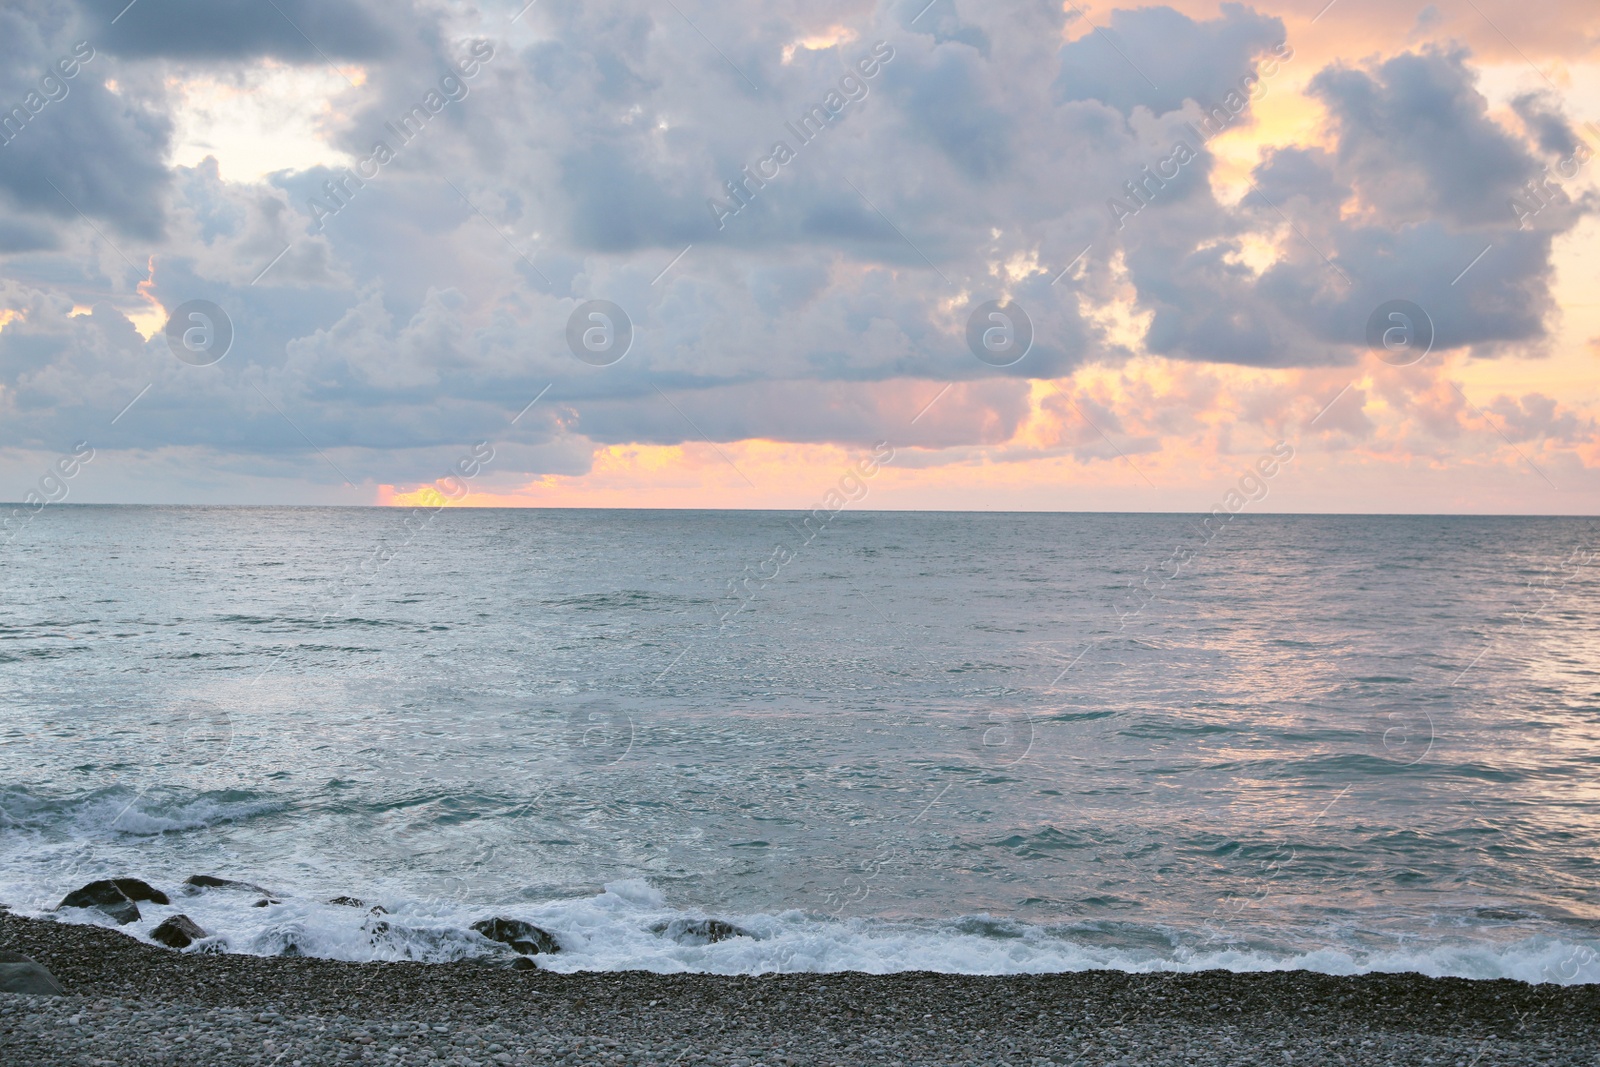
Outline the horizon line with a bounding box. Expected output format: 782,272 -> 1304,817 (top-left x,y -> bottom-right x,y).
8,502 -> 1599,519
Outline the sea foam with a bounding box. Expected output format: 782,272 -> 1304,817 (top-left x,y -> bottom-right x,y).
13,878 -> 1600,984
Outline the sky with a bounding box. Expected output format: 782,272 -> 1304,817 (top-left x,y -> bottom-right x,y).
0,0 -> 1597,513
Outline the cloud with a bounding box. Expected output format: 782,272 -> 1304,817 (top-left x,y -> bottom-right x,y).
1310,47 -> 1538,228
1119,46 -> 1593,368
0,7 -> 172,241
1484,392 -> 1593,446
1054,3 -> 1286,116
1510,92 -> 1581,158
0,0 -> 1595,505
885,44 -> 1013,179
578,378 -> 1031,449
81,0 -> 397,62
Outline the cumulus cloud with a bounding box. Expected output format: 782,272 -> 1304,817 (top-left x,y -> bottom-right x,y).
0,3 -> 172,241
1310,47 -> 1537,229
1054,3 -> 1286,117
0,0 -> 1594,500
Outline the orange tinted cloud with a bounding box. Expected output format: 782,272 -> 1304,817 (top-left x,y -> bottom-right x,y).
377,347 -> 1598,512
1156,0 -> 1600,67
373,0 -> 1600,516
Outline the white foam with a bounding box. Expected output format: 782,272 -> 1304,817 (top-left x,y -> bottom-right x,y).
0,788 -> 286,837
10,878 -> 1599,984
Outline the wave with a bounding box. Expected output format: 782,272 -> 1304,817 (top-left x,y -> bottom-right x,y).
544,590 -> 705,612
11,877 -> 1599,984
0,786 -> 287,837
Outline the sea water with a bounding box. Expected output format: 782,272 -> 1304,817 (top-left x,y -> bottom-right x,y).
2,507 -> 1597,981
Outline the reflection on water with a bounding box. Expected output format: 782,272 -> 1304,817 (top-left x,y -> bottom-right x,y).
0,509 -> 1596,976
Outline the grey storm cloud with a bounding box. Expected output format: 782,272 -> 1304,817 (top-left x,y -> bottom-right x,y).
79,0 -> 397,61
882,46 -> 1014,180
1310,47 -> 1539,228
1110,46 -> 1589,366
0,3 -> 171,243
1053,3 -> 1286,116
0,0 -> 1592,492
1510,92 -> 1581,158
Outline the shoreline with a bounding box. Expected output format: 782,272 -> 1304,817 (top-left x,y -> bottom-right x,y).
4,914 -> 1600,1065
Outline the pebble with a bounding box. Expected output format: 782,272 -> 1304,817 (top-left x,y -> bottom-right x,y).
2,913 -> 1599,1065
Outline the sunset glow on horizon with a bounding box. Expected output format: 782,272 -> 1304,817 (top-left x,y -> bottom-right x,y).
2,0 -> 1598,512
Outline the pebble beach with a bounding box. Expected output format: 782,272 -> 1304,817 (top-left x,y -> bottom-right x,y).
4,913 -> 1599,1066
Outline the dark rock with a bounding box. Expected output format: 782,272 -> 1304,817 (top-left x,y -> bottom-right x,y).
108,899 -> 148,925
150,915 -> 207,950
329,895 -> 388,914
366,919 -> 392,945
471,918 -> 562,955
511,956 -> 539,971
57,881 -> 142,925
184,875 -> 273,896
57,886 -> 108,913
250,899 -> 282,908
59,878 -> 169,909
110,878 -> 170,905
0,950 -> 65,995
253,926 -> 312,957
101,899 -> 141,925
650,918 -> 752,945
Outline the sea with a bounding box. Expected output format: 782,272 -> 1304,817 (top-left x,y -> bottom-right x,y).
2,507 -> 1598,982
